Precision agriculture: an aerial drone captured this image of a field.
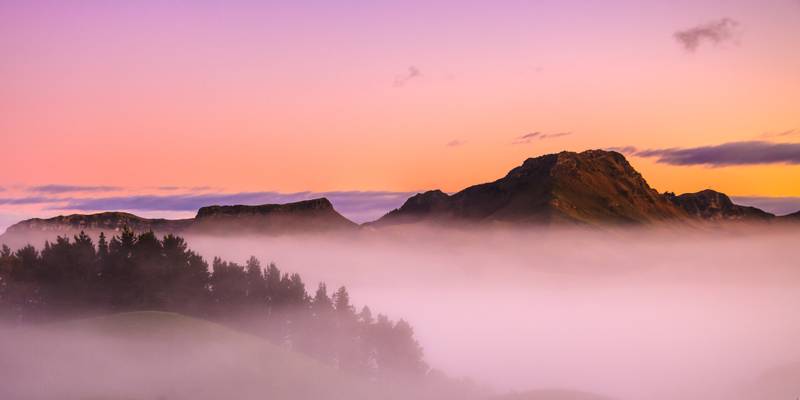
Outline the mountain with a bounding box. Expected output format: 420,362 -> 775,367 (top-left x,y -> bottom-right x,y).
783,210 -> 800,220
372,150 -> 788,227
191,198 -> 357,233
0,198 -> 356,245
4,211 -> 192,236
374,150 -> 688,226
2,151 -> 790,239
664,189 -> 775,221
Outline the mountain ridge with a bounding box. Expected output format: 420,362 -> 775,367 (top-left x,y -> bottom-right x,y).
2,197 -> 356,240
373,150 -> 756,226
2,150 -> 798,241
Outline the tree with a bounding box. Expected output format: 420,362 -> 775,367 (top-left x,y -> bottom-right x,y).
245,256 -> 267,304
0,231 -> 428,376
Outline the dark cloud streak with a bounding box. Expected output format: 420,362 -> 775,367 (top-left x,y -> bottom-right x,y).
513,131 -> 572,144
29,184 -> 121,194
613,141 -> 800,166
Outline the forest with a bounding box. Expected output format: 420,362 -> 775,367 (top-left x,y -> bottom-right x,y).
0,229 -> 427,377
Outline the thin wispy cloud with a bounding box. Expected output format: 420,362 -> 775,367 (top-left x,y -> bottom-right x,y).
613,141 -> 800,166
0,190 -> 417,224
674,18 -> 740,52
761,129 -> 798,139
156,186 -> 213,192
446,139 -> 467,147
393,66 -> 421,87
0,196 -> 64,205
513,131 -> 573,144
29,184 -> 122,194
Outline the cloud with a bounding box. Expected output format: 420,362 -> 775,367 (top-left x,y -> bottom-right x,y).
674,18 -> 740,52
29,184 -> 121,194
446,139 -> 467,147
731,196 -> 800,216
393,66 -> 421,87
617,141 -> 800,166
513,131 -> 572,144
541,132 -> 572,140
607,146 -> 639,155
761,129 -> 798,139
0,196 -> 64,205
0,191 -> 415,224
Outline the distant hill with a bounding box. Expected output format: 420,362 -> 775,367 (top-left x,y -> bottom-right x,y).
192,198 -> 357,233
4,211 -> 192,236
1,198 -> 357,245
665,189 -> 774,221
783,210 -> 800,220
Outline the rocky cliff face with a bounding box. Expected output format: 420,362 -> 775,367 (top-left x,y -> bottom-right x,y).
665,190 -> 775,221
374,150 -> 688,226
191,198 -> 357,233
373,150 -> 788,227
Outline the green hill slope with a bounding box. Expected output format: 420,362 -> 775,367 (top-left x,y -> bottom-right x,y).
494,389 -> 618,400
0,311 -> 398,400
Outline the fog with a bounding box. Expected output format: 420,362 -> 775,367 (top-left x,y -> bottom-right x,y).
185,226 -> 800,400
2,225 -> 800,400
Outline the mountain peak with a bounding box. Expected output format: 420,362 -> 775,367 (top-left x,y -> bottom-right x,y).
665,189 -> 775,221
376,149 -> 685,226
373,149 -> 785,227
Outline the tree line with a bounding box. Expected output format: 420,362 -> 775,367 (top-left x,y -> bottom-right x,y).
0,229 -> 427,377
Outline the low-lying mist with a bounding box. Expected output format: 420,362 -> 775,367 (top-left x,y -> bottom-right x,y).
2,225 -> 799,400
182,226 -> 800,400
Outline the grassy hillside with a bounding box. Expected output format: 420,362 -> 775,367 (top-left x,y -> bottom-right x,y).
0,312 -> 624,400
0,311 -> 398,400
494,389 -> 617,400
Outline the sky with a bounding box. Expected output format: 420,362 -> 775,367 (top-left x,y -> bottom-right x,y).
1,0 -> 799,229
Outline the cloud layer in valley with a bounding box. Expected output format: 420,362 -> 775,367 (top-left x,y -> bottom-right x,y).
178,227 -> 800,400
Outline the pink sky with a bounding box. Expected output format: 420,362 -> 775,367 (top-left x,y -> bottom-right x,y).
1,0 -> 799,227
